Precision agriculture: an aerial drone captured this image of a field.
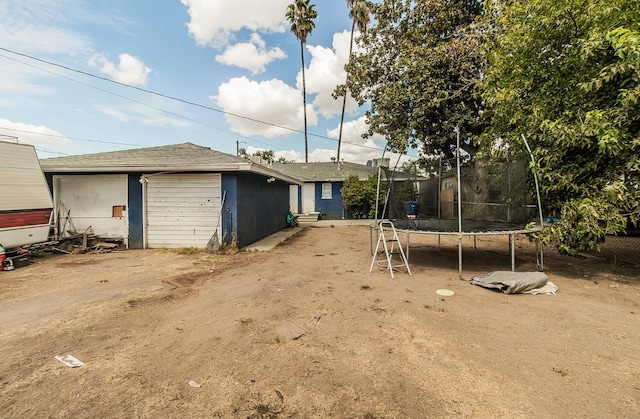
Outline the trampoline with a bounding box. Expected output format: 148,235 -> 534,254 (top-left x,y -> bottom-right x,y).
371,132 -> 545,278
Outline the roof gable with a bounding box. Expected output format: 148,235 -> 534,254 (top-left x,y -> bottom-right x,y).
40,143 -> 244,169
271,161 -> 417,182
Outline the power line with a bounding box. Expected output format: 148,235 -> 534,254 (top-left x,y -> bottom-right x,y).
0,46 -> 383,152
0,123 -> 297,155
0,126 -> 142,147
0,51 -> 280,151
33,145 -> 71,157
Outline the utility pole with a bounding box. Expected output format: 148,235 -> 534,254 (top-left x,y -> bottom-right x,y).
236,140 -> 247,156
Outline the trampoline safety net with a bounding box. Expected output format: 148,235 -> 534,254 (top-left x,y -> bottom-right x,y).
388,156 -> 540,233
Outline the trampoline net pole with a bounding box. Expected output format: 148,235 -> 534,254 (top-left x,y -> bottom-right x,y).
456,126 -> 464,278
521,134 -> 544,230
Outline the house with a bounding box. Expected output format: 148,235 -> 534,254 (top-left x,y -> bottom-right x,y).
39,143 -> 301,249
271,159 -> 419,220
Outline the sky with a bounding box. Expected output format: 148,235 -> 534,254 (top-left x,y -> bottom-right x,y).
0,0 -> 415,165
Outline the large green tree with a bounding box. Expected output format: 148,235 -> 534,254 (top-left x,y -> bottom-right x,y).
345,0 -> 488,158
336,0 -> 371,162
481,0 -> 640,253
286,0 -> 318,163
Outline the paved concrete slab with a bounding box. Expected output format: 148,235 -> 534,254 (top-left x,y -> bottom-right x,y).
243,227 -> 303,251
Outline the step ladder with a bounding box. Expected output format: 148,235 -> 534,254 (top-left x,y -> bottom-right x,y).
370,221 -> 411,278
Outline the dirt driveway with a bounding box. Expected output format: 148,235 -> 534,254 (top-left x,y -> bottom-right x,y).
1,224 -> 638,418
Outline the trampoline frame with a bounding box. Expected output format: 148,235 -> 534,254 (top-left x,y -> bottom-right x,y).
371,131 -> 545,279
370,222 -> 544,278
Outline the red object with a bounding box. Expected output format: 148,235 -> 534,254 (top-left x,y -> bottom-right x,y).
0,209 -> 52,229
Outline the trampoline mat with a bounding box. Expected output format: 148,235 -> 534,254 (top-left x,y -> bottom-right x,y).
392,219 -> 529,233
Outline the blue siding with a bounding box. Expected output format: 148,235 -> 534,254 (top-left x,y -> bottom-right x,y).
315,182 -> 345,219
220,174 -> 238,247
127,175 -> 143,249
234,172 -> 290,248
308,180 -> 399,220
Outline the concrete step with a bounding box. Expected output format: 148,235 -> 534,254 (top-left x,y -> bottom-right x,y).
296,213 -> 319,222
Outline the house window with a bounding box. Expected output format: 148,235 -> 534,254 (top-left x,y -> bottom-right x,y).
321,183 -> 332,199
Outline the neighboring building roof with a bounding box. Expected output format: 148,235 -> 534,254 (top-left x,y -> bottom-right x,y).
40,142 -> 301,184
271,161 -> 420,182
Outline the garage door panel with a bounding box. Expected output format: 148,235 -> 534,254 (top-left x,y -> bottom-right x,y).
146,218 -> 217,226
146,203 -> 217,210
145,173 -> 221,248
146,190 -> 220,198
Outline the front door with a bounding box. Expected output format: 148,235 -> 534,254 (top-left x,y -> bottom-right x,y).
302,183 -> 315,214
289,185 -> 299,213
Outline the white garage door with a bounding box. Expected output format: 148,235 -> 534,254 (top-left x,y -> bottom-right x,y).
145,173 -> 221,248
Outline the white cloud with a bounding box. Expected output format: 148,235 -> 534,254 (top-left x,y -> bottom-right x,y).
89,53 -> 151,86
216,33 -> 287,74
274,149 -> 302,162
323,115 -> 416,166
325,116 -> 385,164
307,148 -> 339,162
0,0 -> 135,57
213,76 -> 317,138
180,0 -> 289,48
0,119 -> 72,146
302,30 -> 361,118
0,1 -> 95,56
0,62 -> 57,103
244,146 -> 302,163
0,24 -> 93,56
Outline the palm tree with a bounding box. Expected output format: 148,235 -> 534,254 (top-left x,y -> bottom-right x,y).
286,0 -> 317,163
336,0 -> 370,163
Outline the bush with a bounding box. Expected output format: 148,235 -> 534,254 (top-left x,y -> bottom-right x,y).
342,174 -> 388,218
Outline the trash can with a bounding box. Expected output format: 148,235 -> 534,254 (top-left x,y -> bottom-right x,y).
404,201 -> 419,219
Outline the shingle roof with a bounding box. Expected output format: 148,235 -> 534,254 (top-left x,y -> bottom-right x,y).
40,142 -> 243,169
271,161 -> 417,182
39,143 -> 301,184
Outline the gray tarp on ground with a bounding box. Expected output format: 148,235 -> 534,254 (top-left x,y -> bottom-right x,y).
469,271 -> 549,294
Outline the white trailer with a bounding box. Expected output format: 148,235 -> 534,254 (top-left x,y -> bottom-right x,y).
0,142 -> 54,250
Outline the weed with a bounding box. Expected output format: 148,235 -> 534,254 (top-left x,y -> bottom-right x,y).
175,247 -> 201,255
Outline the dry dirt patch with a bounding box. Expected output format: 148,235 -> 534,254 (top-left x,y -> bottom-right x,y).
0,225 -> 638,418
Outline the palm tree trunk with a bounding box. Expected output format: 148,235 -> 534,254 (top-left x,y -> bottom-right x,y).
337,18 -> 357,163
300,40 -> 309,163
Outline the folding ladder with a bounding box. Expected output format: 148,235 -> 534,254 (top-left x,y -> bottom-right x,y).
370,221 -> 411,278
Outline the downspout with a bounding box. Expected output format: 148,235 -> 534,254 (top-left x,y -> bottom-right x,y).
139,175 -> 149,249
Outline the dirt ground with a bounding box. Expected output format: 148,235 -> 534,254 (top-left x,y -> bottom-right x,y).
0,224 -> 638,418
